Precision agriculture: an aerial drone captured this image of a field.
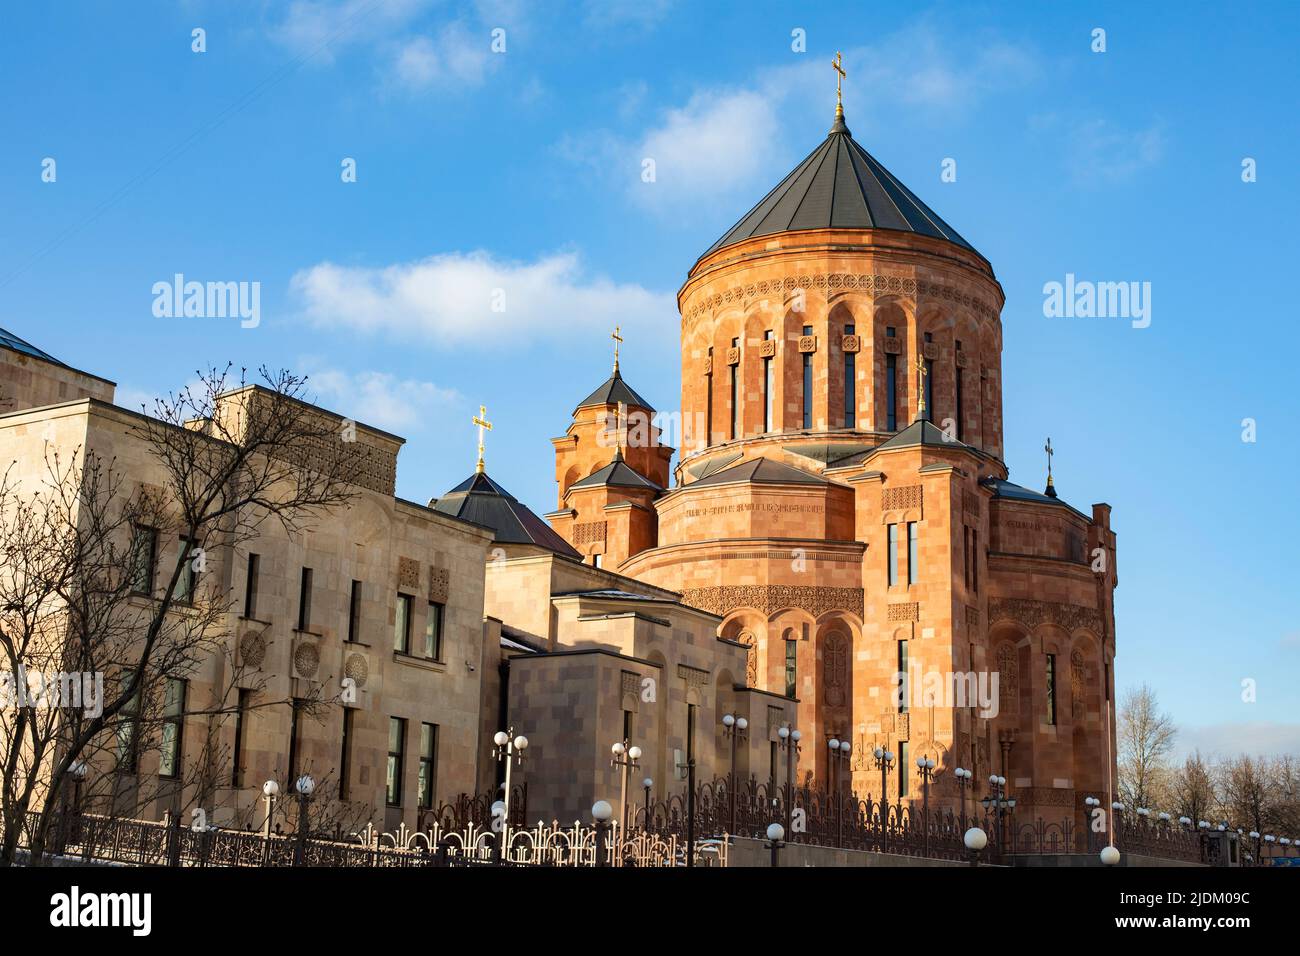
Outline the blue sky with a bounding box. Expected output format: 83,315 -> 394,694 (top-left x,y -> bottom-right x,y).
2,1 -> 1296,756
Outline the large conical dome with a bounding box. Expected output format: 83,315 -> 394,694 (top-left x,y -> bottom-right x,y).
700,111 -> 977,261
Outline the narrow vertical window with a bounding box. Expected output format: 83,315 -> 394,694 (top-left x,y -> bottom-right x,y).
887,523 -> 899,586
418,723 -> 438,809
622,709 -> 633,743
843,323 -> 856,428
297,567 -> 313,631
339,707 -> 354,800
955,340 -> 964,441
705,346 -> 714,447
130,526 -> 157,595
394,594 -> 412,653
729,337 -> 739,440
963,527 -> 971,590
763,330 -> 775,432
231,688 -> 249,788
907,521 -> 919,585
784,637 -> 798,698
116,673 -> 139,774
801,325 -> 813,429
177,536 -> 198,603
885,326 -> 898,431
898,740 -> 910,797
347,580 -> 362,642
686,703 -> 697,763
769,741 -> 778,790
592,553 -> 602,569
287,698 -> 303,783
387,717 -> 406,806
244,554 -> 260,619
897,639 -> 909,713
1046,654 -> 1057,725
971,529 -> 979,593
923,332 -> 934,417
159,678 -> 186,778
424,601 -> 444,660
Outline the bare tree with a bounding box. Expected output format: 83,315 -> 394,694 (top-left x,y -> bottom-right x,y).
0,365 -> 359,865
1170,750 -> 1214,824
1216,754 -> 1274,836
1117,684 -> 1176,810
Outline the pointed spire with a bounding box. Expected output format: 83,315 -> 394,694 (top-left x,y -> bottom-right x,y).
1044,437 -> 1058,498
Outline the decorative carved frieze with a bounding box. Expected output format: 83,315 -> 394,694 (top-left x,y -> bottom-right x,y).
428,566 -> 449,604
841,334 -> 861,353
798,335 -> 817,353
996,643 -> 1018,715
882,484 -> 922,511
677,663 -> 710,690
621,669 -> 640,698
922,342 -> 939,360
883,337 -> 903,355
344,652 -> 369,688
988,598 -> 1103,635
759,339 -> 776,358
685,273 -> 999,324
887,602 -> 920,622
1016,786 -> 1077,808
574,521 -> 607,546
726,347 -> 740,366
398,557 -> 420,591
681,585 -> 864,619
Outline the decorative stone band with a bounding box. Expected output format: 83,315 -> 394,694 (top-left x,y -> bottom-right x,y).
988,598 -> 1103,635
677,663 -> 710,690
684,272 -> 1001,324
681,585 -> 864,619
1014,786 -> 1078,808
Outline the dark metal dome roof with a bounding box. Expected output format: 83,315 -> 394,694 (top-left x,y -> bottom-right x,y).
700,111 -> 977,260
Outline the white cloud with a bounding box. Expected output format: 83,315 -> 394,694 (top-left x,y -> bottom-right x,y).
1064,118 -> 1166,184
1173,722 -> 1300,762
302,366 -> 459,434
567,23 -> 1039,215
290,250 -> 672,347
274,0 -> 435,63
386,23 -> 491,93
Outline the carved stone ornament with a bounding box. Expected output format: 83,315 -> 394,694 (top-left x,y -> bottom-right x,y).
681,585 -> 863,619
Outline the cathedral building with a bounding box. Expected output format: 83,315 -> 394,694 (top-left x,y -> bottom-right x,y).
547,98 -> 1119,823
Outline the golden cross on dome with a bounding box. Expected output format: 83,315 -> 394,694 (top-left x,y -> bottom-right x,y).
1044,437 -> 1055,486
472,404 -> 493,474
831,51 -> 846,114
612,325 -> 623,371
915,355 -> 928,414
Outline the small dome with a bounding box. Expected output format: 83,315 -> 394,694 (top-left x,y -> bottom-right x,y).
433,471 -> 580,558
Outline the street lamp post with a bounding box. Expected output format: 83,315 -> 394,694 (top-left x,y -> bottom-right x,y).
592,800 -> 613,868
954,767 -> 973,832
492,727 -> 529,851
292,774 -> 315,867
721,714 -> 748,835
916,754 -> 936,855
981,774 -> 1010,856
610,739 -> 642,864
827,735 -> 851,847
872,746 -> 896,853
777,724 -> 802,837
642,777 -> 653,830
964,825 -> 988,867
766,822 -> 785,867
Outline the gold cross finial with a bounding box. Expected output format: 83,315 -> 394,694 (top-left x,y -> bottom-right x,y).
612,325 -> 623,372
472,404 -> 493,474
915,355 -> 928,415
832,51 -> 846,116
1044,437 -> 1055,486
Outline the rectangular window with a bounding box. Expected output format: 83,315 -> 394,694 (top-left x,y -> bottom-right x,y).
705,347 -> 714,447
899,740 -> 910,797
231,688 -> 249,788
387,717 -> 406,806
887,523 -> 899,587
424,602 -> 444,660
729,337 -> 739,440
955,341 -> 964,441
244,554 -> 260,619
784,638 -> 798,698
763,330 -> 775,432
897,640 -> 909,713
592,553 -> 602,569
130,526 -> 157,596
907,522 -> 919,586
176,536 -> 198,603
886,353 -> 897,430
971,529 -> 979,593
159,678 -> 186,778
769,741 -> 778,789
418,723 -> 438,810
394,593 -> 412,653
287,698 -> 303,783
622,709 -> 633,743
347,580 -> 362,642
116,673 -> 140,774
963,527 -> 971,591
297,567 -> 313,631
1046,654 -> 1057,725
686,703 -> 697,763
844,323 -> 856,428
802,324 -> 813,429
339,707 -> 354,800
